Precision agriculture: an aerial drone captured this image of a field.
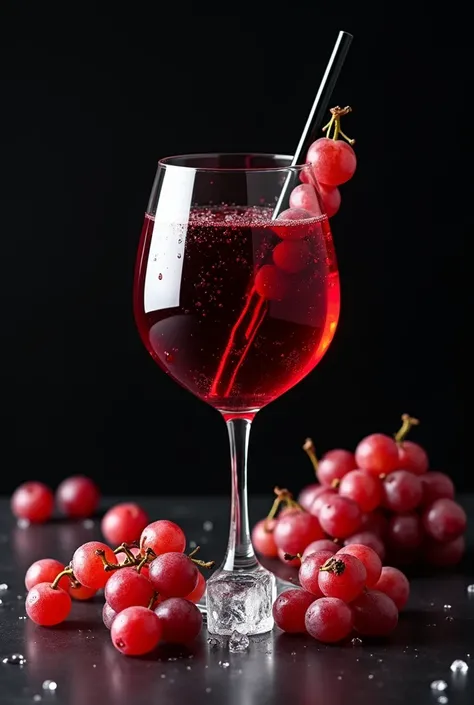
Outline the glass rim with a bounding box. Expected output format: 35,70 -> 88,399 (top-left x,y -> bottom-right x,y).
158,152 -> 310,173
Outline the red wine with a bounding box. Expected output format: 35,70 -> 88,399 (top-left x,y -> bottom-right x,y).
134,206 -> 339,415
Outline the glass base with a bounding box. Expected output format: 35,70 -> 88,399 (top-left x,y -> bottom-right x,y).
204,564 -> 277,636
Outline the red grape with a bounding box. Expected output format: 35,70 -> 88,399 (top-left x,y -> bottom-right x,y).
420,471 -> 455,506
56,475 -> 100,518
319,496 -> 362,539
111,605 -> 162,656
254,264 -> 289,301
424,536 -> 465,567
71,541 -> 116,590
299,550 -> 335,596
317,449 -> 356,487
185,571 -> 206,604
272,588 -> 316,633
25,583 -> 71,626
319,184 -> 341,217
309,488 -> 337,517
252,519 -> 278,558
298,483 -> 325,511
344,531 -> 386,562
422,498 -> 467,542
374,566 -> 410,610
273,208 -> 314,240
359,509 -> 389,538
397,440 -> 428,475
105,567 -> 155,612
301,539 -> 338,561
318,553 -> 366,602
273,240 -> 311,274
101,502 -> 149,546
382,470 -> 423,512
69,584 -> 97,600
148,552 -> 198,598
11,482 -> 54,523
336,543 -> 381,587
25,558 -> 69,592
273,511 -> 324,555
387,512 -> 424,550
351,590 -> 398,636
339,470 -> 382,512
305,597 -> 353,643
289,183 -> 321,215
102,602 -> 117,629
355,433 -> 399,476
154,597 -> 202,643
306,137 -> 357,186
278,548 -> 300,567
140,520 -> 186,555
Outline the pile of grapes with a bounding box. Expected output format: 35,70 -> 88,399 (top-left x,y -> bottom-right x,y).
252,414 -> 467,570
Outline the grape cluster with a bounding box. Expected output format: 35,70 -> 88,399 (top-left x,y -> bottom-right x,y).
273,544 -> 407,643
23,518 -> 211,657
252,414 -> 467,570
11,475 -> 100,522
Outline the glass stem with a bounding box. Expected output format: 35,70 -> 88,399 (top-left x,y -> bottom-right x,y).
222,417 -> 258,572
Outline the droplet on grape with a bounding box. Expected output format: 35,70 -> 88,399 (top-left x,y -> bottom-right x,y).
0,583 -> 8,591
467,584 -> 474,594
430,680 -> 448,691
2,653 -> 26,665
450,659 -> 468,674
42,680 -> 58,691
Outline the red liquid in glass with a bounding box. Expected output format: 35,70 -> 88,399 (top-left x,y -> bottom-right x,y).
133,207 -> 340,414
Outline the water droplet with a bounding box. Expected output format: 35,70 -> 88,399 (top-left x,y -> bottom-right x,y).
189,540 -> 197,549
158,273 -> 163,280
290,651 -> 296,656
92,664 -> 96,668
17,595 -> 23,600
351,637 -> 363,646
467,584 -> 474,594
186,666 -> 192,670
18,616 -> 27,620
177,253 -> 182,259
33,696 -> 42,702
17,518 -> 30,528
164,351 -> 174,363
377,658 -> 383,663
83,519 -> 94,529
42,680 -> 57,691
450,659 -> 468,674
0,583 -> 8,591
431,680 -> 448,691
178,239 -> 182,244
205,688 -> 212,693
115,639 -> 125,648
167,657 -> 177,662
207,637 -> 219,647
218,661 -> 230,669
203,521 -> 213,532
443,604 -> 452,610
368,674 -> 374,680
2,653 -> 26,665
445,616 -> 454,622
153,255 -> 158,262
0,599 -> 3,606
160,674 -> 166,679
196,301 -> 202,308
437,696 -> 448,704
337,675 -> 343,680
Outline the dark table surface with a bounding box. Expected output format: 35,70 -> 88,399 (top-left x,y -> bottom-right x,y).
0,495 -> 473,705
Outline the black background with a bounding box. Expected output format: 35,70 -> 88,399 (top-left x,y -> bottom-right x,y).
0,4 -> 466,496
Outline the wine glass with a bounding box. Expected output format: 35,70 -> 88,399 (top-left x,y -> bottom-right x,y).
133,153 -> 340,635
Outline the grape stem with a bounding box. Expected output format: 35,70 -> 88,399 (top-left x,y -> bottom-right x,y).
191,558 -> 215,569
50,567 -> 74,590
283,553 -> 302,561
148,591 -> 159,610
394,413 -> 420,444
264,487 -> 303,531
319,556 -> 346,575
187,546 -> 201,559
113,543 -> 137,564
303,438 -> 319,476
322,106 -> 355,144
95,549 -> 123,572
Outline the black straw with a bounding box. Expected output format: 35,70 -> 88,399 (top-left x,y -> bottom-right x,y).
273,30 -> 353,218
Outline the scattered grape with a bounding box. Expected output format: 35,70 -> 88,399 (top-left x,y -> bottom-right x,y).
25,583 -> 71,626
56,475 -> 100,518
318,553 -> 366,602
71,541 -> 116,590
305,597 -> 353,643
105,567 -> 155,612
148,552 -> 198,598
355,433 -> 399,476
351,590 -> 398,636
337,544 -> 382,587
422,498 -> 467,542
154,598 -> 203,643
111,606 -> 162,656
140,520 -> 186,555
319,495 -> 362,539
299,550 -> 336,596
11,482 -> 54,523
251,519 -> 278,558
272,588 -> 316,633
338,470 -> 382,512
374,567 -> 410,610
301,539 -> 338,561
101,502 -> 149,546
382,470 -> 423,513
25,559 -> 69,592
